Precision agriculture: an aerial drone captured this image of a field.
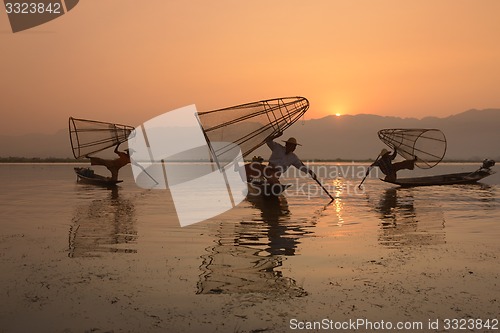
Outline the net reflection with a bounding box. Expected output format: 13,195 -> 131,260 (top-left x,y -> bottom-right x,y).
376,188 -> 445,248
68,187 -> 137,257
197,194 -> 313,297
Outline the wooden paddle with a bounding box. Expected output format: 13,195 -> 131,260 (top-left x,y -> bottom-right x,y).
358,156 -> 380,189
130,160 -> 159,185
313,175 -> 335,202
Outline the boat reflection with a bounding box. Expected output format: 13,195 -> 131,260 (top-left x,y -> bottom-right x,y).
246,193 -> 295,256
197,194 -> 313,297
376,188 -> 445,248
68,187 -> 138,257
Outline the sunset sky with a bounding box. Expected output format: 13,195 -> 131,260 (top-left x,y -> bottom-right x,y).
1,1 -> 500,135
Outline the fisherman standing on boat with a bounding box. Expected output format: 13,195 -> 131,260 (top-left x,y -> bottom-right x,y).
371,148 -> 416,181
86,143 -> 130,182
246,132 -> 316,184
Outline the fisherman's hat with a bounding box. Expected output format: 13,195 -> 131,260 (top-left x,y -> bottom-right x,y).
283,137 -> 302,146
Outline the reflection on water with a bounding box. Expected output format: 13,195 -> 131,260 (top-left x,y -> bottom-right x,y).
68,186 -> 138,257
331,178 -> 346,227
376,188 -> 445,248
197,193 -> 313,297
246,193 -> 295,256
476,184 -> 496,205
449,184 -> 497,209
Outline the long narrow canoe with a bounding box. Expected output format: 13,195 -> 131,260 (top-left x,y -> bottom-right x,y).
382,169 -> 495,187
74,167 -> 122,186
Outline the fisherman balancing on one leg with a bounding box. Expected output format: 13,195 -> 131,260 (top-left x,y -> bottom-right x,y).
86,143 -> 131,182
370,148 -> 416,182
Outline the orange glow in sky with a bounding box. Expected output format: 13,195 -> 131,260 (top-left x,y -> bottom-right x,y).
1,1 -> 500,135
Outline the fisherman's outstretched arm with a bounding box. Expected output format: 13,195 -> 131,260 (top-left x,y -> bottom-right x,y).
307,168 -> 317,180
266,131 -> 283,149
296,162 -> 317,180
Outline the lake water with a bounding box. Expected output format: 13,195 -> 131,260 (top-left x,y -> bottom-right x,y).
0,162 -> 499,332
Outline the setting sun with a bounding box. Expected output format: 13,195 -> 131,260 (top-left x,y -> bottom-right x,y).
335,113 -> 341,117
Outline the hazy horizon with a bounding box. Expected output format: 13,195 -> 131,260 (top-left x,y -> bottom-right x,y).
2,109 -> 499,161
1,107 -> 498,137
2,1 -> 500,136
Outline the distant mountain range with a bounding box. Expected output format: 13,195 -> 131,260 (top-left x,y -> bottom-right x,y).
276,108 -> 500,161
1,109 -> 499,161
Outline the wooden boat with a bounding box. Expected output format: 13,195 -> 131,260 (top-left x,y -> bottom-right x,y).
382,163 -> 495,187
74,167 -> 122,186
247,180 -> 291,197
